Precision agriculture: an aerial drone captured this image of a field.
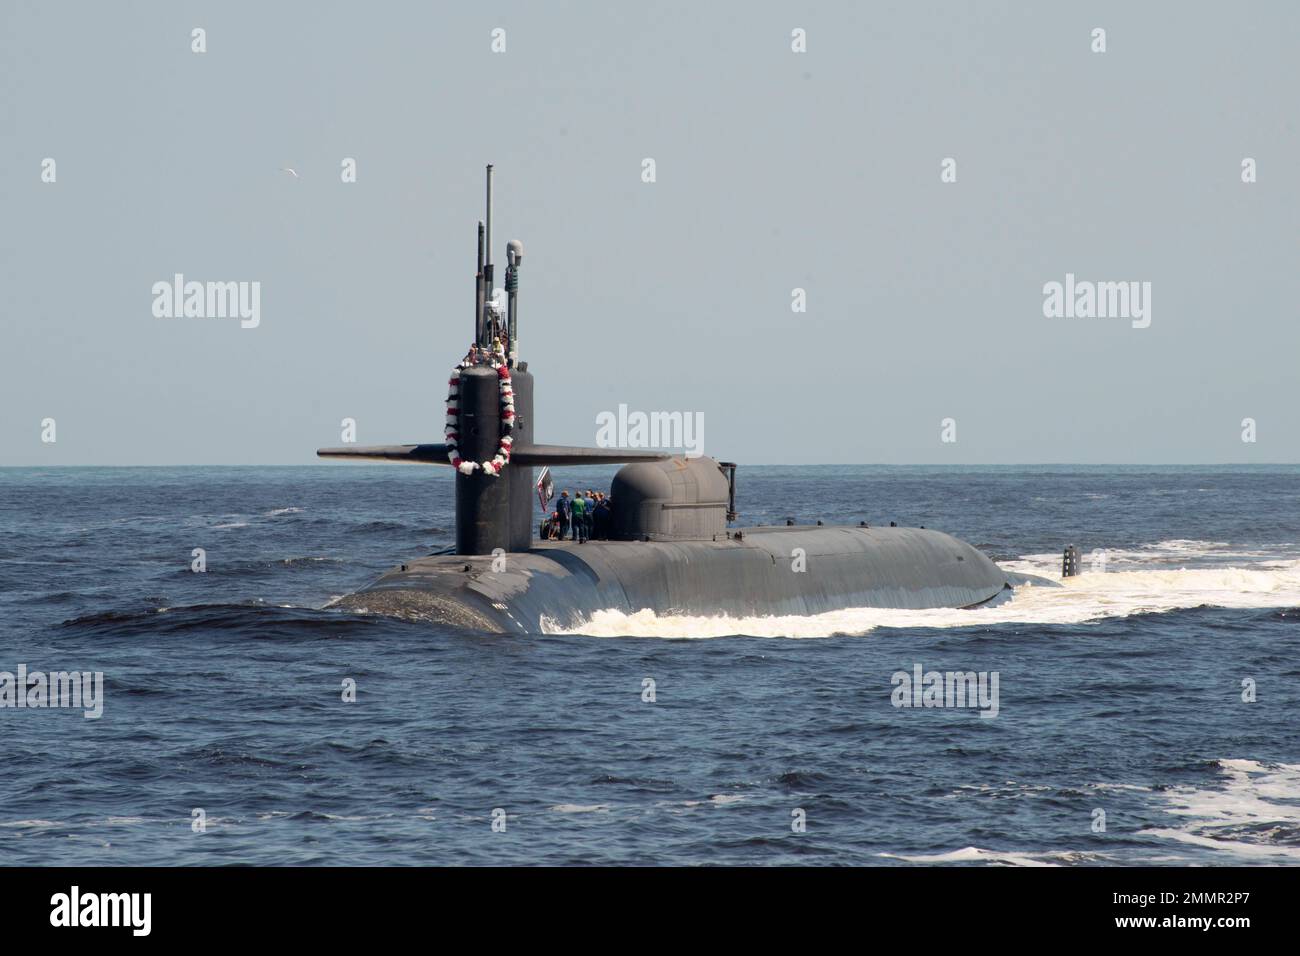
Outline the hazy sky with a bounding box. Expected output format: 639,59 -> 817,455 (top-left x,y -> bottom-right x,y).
3,1 -> 1297,465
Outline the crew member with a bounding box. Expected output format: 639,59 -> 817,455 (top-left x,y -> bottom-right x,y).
593,494 -> 610,540
557,491 -> 571,541
571,492 -> 588,543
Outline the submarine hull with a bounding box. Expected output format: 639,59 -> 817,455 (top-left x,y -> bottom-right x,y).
331,525 -> 1012,634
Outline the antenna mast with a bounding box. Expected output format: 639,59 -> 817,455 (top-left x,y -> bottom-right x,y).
474,220 -> 485,347
482,165 -> 494,346
506,239 -> 522,366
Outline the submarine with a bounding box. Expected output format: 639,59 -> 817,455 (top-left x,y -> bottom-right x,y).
318,166 -> 1027,634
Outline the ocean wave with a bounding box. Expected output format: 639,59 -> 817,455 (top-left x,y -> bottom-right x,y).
549,804 -> 612,814
878,846 -> 1060,866
204,555 -> 345,577
682,794 -> 746,807
60,602 -> 384,638
1139,759 -> 1300,861
353,520 -> 416,533
1014,538 -> 1290,570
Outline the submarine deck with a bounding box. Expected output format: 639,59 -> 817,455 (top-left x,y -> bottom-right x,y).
333,524 -> 1013,633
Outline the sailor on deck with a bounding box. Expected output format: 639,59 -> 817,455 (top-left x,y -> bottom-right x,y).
571,492 -> 588,543
556,491 -> 571,541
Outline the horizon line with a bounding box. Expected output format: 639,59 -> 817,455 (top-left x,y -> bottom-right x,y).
3,461 -> 1299,469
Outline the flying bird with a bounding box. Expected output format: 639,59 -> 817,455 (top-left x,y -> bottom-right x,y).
279,167 -> 300,179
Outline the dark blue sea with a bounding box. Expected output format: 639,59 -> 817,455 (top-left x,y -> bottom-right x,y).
2,465 -> 1298,866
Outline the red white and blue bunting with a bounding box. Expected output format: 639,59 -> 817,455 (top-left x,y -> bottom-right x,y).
444,350 -> 515,477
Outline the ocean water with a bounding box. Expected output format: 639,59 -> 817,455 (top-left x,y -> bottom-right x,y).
1,464 -> 1298,866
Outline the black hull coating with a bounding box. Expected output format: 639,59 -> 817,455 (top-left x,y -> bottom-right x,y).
332,525 -> 1011,634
